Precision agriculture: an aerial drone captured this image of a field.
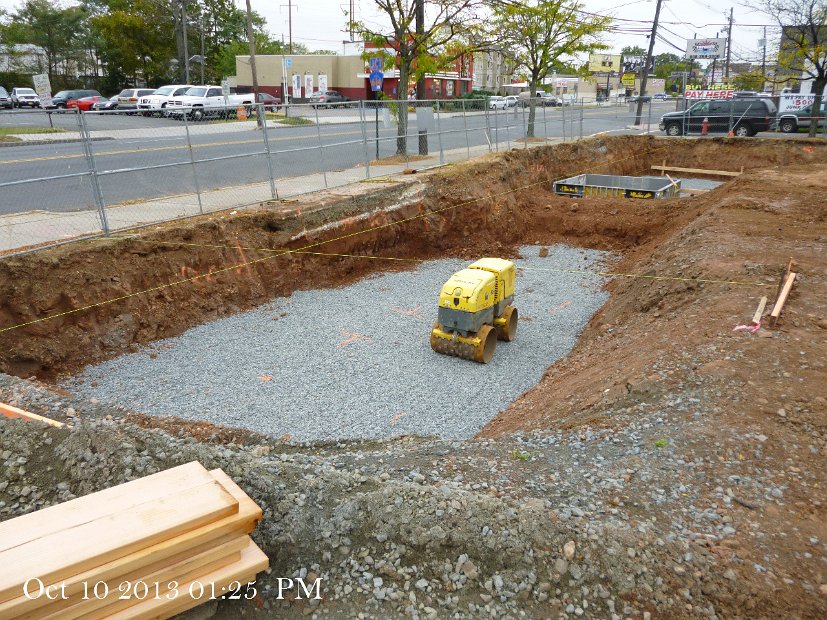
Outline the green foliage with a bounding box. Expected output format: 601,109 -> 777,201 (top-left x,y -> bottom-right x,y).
621,45 -> 647,57
733,70 -> 767,91
512,449 -> 531,461
654,438 -> 668,448
490,1 -> 610,84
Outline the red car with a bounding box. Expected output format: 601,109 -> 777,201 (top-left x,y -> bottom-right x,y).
67,96 -> 105,111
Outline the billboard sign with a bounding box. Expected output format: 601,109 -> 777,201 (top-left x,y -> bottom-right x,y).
291,74 -> 301,99
621,73 -> 636,87
685,84 -> 734,99
304,74 -> 314,96
686,38 -> 727,59
318,74 -> 328,92
588,54 -> 621,73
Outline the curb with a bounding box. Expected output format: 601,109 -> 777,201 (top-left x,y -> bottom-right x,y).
0,137 -> 115,148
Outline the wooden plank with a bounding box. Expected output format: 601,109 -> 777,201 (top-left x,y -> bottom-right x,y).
0,480 -> 238,604
107,539 -> 269,620
651,165 -> 742,177
0,462 -> 214,553
0,402 -> 65,428
0,470 -> 260,619
41,537 -> 248,620
770,272 -> 796,326
752,296 -> 768,324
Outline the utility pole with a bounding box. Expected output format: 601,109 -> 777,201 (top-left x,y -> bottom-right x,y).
181,0 -> 190,83
711,31 -> 719,86
635,0 -> 662,126
244,0 -> 262,127
350,0 -> 355,41
280,1 -> 298,55
416,0 -> 428,155
725,7 -> 733,82
200,15 -> 205,85
761,25 -> 767,86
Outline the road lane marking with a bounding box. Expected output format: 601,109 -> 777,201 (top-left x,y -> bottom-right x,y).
0,128 -> 369,165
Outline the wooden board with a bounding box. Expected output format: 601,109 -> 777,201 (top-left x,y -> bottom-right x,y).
0,470 -> 261,619
752,296 -> 768,324
43,537 -> 249,620
651,165 -> 742,177
0,403 -> 64,428
0,480 -> 238,605
770,272 -> 796,326
0,462 -> 214,553
108,539 -> 269,620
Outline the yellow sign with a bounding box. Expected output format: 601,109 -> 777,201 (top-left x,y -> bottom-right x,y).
621,73 -> 636,87
589,54 -> 621,73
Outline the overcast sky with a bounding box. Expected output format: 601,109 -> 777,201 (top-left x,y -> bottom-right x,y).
0,0 -> 776,64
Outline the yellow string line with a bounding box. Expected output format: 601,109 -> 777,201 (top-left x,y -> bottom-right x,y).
0,176 -> 561,334
2,142 -> 733,334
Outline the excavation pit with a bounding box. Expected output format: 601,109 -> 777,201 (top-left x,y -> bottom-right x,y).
62,246 -> 609,441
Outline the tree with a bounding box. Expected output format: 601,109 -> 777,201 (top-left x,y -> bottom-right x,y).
733,69 -> 767,90
760,0 -> 826,136
490,1 -> 610,137
351,0 -> 486,155
6,0 -> 86,81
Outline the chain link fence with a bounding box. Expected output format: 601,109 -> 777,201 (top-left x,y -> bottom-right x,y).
0,95 -> 809,256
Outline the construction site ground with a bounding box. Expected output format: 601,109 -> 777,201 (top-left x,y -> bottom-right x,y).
0,135 -> 825,619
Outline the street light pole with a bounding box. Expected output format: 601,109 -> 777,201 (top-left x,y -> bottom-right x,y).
181,0 -> 190,83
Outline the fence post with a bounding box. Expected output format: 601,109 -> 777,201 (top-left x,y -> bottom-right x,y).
435,99 -> 445,165
579,99 -> 584,140
182,110 -> 205,213
258,103 -> 279,200
359,100 -> 371,179
521,103 -> 527,148
77,110 -> 110,234
462,99 -> 470,159
484,106 -> 492,152
561,100 -> 566,142
646,97 -> 653,135
313,105 -> 328,189
505,103 -> 512,151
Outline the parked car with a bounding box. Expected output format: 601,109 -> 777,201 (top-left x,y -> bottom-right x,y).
110,88 -> 156,110
628,95 -> 652,103
67,95 -> 106,111
48,89 -> 102,109
776,101 -> 826,133
0,87 -> 11,109
309,90 -> 351,108
137,84 -> 193,115
11,87 -> 40,108
504,95 -> 519,108
488,96 -> 507,110
92,96 -> 120,111
659,97 -> 777,137
653,93 -> 670,100
517,91 -> 560,107
256,92 -> 282,108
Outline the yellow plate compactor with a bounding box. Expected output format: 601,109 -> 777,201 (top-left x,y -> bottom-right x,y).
430,258 -> 518,363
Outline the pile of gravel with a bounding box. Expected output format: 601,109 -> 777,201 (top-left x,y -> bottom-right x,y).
64,245 -> 609,441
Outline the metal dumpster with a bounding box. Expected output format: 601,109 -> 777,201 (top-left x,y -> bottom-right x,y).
552,174 -> 681,199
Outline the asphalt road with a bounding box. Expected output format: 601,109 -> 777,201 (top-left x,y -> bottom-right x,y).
0,101 -> 693,215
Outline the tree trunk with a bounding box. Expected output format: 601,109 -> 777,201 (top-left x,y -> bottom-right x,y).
808,77 -> 825,138
527,78 -> 538,138
397,63 -> 409,155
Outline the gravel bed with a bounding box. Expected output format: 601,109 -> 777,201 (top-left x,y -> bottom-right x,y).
63,245 -> 609,441
679,178 -> 723,192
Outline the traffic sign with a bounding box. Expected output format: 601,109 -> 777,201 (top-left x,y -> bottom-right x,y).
369,56 -> 382,74
369,71 -> 384,92
285,58 -> 292,68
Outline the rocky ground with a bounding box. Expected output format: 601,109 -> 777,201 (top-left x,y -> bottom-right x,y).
1,137 -> 825,619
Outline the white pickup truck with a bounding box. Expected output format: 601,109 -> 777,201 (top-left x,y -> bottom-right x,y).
165,86 -> 255,121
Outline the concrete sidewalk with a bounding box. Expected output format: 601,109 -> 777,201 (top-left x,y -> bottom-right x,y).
1,137 -> 562,255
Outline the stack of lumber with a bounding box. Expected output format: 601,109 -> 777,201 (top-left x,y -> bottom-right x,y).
0,462 -> 268,619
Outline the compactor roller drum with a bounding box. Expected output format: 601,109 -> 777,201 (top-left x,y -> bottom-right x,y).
430,258 -> 517,364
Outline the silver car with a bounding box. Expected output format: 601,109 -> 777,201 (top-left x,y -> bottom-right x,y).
11,87 -> 40,108
488,96 -> 507,110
